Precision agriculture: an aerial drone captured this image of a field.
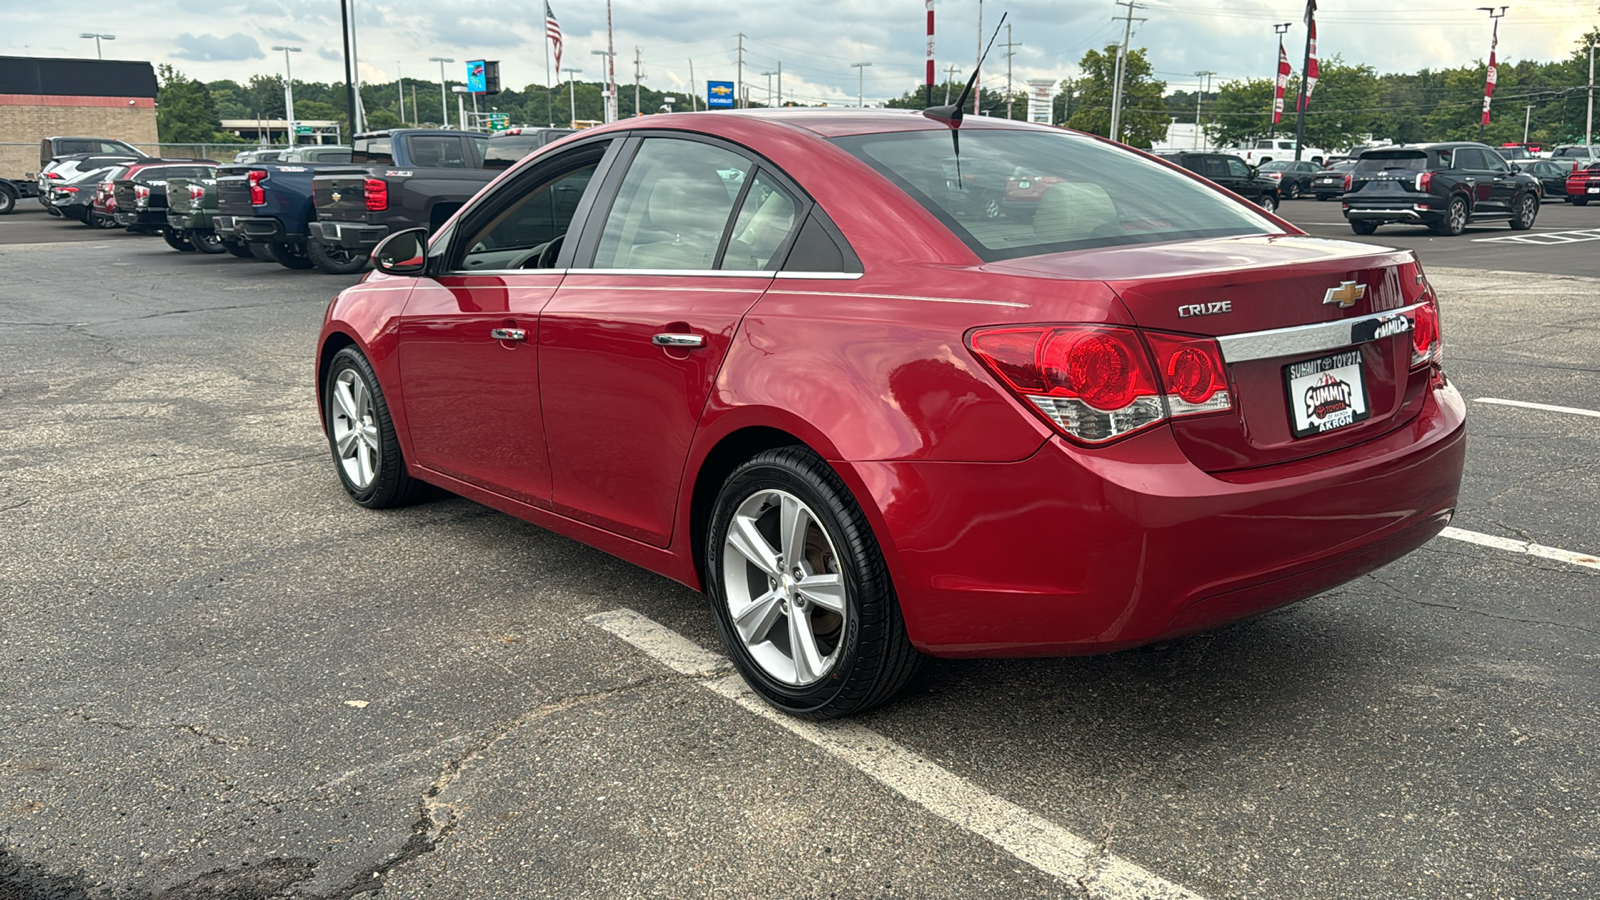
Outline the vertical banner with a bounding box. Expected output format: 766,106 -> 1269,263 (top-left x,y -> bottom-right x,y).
1026,79 -> 1055,124
1299,20 -> 1318,111
1482,20 -> 1499,127
925,0 -> 936,106
1273,38 -> 1290,125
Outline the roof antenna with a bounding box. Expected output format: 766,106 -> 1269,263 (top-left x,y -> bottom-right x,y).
924,12 -> 1008,127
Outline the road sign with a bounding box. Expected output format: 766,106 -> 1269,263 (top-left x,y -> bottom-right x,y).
486,114 -> 510,132
466,60 -> 487,94
708,81 -> 735,109
294,124 -> 314,135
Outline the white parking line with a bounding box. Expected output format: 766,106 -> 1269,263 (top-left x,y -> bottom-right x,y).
1439,528 -> 1600,570
587,608 -> 1209,900
1474,228 -> 1600,245
1474,397 -> 1600,419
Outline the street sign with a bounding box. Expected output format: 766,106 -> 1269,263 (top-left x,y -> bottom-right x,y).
486,114 -> 510,132
707,81 -> 735,109
466,60 -> 487,94
294,124 -> 314,135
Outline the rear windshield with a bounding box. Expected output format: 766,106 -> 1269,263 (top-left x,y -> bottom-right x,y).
833,128 -> 1278,262
352,138 -> 393,165
406,134 -> 473,168
1551,147 -> 1594,158
1355,152 -> 1428,173
484,134 -> 546,168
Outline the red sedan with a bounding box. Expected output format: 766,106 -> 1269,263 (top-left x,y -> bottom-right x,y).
317,110 -> 1465,718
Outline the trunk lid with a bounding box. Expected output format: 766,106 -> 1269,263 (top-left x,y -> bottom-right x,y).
988,235 -> 1432,472
214,165 -> 257,218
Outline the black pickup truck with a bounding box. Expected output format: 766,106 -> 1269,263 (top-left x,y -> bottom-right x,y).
307,127 -> 571,274
212,149 -> 354,269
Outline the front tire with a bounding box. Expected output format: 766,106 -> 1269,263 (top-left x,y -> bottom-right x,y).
268,241 -> 315,269
1285,182 -> 1301,200
1509,192 -> 1538,230
307,238 -> 370,275
189,230 -> 228,254
0,187 -> 15,215
1573,196 -> 1589,207
706,447 -> 920,719
1257,193 -> 1278,214
322,346 -> 425,509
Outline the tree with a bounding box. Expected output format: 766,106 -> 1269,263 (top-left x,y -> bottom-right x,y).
1205,57 -> 1379,151
1065,46 -> 1168,148
157,65 -> 228,144
1203,77 -> 1277,148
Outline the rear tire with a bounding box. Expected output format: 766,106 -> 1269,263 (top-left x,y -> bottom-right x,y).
1432,196 -> 1468,236
190,230 -> 228,254
1351,221 -> 1379,235
162,229 -> 196,252
307,238 -> 370,275
706,446 -> 921,719
322,346 -> 427,509
1573,196 -> 1590,207
0,187 -> 15,215
1257,193 -> 1278,214
223,239 -> 256,258
1285,182 -> 1301,200
1509,193 -> 1538,230
268,241 -> 315,269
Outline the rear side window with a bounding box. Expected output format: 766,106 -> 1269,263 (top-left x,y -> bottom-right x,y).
590,138 -> 750,270
352,138 -> 393,165
1354,152 -> 1427,174
835,129 -> 1278,262
406,135 -> 471,168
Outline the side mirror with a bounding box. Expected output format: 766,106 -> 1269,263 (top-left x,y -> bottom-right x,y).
372,228 -> 429,276
1509,163 -> 1523,173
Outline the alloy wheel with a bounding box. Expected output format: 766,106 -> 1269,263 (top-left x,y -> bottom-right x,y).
720,488 -> 849,687
329,369 -> 381,491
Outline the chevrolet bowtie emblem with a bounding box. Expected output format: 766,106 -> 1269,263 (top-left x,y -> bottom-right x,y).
330,191 -> 342,203
1323,281 -> 1366,308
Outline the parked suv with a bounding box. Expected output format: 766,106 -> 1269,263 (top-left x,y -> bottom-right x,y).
1158,151 -> 1281,213
1342,142 -> 1540,236
39,137 -> 146,169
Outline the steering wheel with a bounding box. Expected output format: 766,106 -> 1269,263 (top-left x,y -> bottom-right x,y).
503,234 -> 565,270
536,234 -> 564,269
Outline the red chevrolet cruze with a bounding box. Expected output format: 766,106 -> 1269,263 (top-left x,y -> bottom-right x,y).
317,110 -> 1465,718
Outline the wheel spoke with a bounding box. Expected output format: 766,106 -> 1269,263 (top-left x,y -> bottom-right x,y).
358,422 -> 381,451
797,573 -> 845,614
732,588 -> 784,644
351,377 -> 369,418
336,429 -> 361,458
727,514 -> 780,577
779,494 -> 810,573
332,381 -> 358,421
789,609 -> 825,684
357,442 -> 375,485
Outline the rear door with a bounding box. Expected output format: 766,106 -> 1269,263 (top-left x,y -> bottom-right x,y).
539,135 -> 805,546
1454,147 -> 1503,212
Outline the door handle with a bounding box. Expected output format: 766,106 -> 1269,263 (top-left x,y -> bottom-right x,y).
491,327 -> 527,342
652,333 -> 705,348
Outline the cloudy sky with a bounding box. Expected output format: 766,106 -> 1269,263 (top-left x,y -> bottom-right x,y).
6,0 -> 1598,106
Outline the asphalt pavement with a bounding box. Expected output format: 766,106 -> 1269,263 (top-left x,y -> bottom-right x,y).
0,208 -> 1596,899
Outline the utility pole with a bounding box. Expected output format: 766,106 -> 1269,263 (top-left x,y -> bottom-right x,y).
1001,25 -> 1021,118
430,57 -> 454,128
852,62 -> 872,108
737,33 -> 745,109
1587,33 -> 1595,146
396,61 -> 406,125
1194,70 -> 1214,149
974,0 -> 983,116
944,63 -> 960,104
778,62 -> 783,107
341,2 -> 358,139
1524,103 -> 1535,144
1109,0 -> 1147,143
634,47 -> 642,119
1293,0 -> 1316,160
762,70 -> 778,107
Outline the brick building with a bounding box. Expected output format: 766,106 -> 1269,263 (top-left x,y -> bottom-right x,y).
1,56 -> 158,179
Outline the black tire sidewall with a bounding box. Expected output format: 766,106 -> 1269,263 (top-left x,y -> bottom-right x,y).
269,242 -> 315,269
307,238 -> 370,275
705,449 -> 902,718
0,187 -> 15,215
322,347 -> 415,508
191,230 -> 228,253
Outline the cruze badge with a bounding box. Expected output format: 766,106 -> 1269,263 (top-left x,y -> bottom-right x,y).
1323,281 -> 1366,308
1178,300 -> 1232,318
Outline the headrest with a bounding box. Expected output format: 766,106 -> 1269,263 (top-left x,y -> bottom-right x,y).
1031,182 -> 1117,245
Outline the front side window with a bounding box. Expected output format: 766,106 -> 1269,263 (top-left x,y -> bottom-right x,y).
1225,158 -> 1251,178
591,138 -> 750,270
459,154 -> 602,271
837,129 -> 1278,261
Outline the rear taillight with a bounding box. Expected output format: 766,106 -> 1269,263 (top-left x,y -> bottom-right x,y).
188,184 -> 205,202
59,185 -> 79,193
1415,171 -> 1433,193
968,325 -> 1232,445
45,172 -> 61,180
134,184 -> 150,208
247,169 -> 267,205
1410,292 -> 1442,369
1343,173 -> 1353,191
364,177 -> 388,211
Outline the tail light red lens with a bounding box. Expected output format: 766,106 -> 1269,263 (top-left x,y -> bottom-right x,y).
45,172 -> 61,180
247,169 -> 267,205
968,325 -> 1232,445
1415,171 -> 1433,193
364,177 -> 388,211
1343,173 -> 1353,191
188,184 -> 205,202
134,184 -> 150,207
1410,292 -> 1442,368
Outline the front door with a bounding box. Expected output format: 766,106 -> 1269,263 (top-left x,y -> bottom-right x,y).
541,137 -> 805,546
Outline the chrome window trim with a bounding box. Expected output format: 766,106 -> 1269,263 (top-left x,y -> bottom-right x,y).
1216,302 -> 1424,363
564,267 -> 779,278
774,271 -> 864,280
440,268 -> 570,277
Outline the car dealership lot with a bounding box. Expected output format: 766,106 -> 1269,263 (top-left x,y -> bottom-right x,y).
1,211 -> 1596,898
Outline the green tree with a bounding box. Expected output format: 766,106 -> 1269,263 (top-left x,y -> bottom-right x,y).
1206,57 -> 1379,152
1065,46 -> 1168,148
157,65 -> 228,143
1203,77 -> 1277,147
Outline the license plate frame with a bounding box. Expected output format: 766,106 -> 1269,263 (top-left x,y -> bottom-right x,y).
1285,349 -> 1371,438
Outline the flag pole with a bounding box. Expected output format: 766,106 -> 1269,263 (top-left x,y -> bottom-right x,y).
545,8 -> 553,126
1292,1 -> 1314,161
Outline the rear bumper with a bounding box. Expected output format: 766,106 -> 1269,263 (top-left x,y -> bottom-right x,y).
1344,203 -> 1441,226
167,212 -> 211,232
215,215 -> 292,243
852,375 -> 1467,657
114,209 -> 166,229
308,220 -> 388,250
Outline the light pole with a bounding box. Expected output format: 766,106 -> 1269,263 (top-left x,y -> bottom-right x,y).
1587,34 -> 1595,146
591,49 -> 616,123
1476,6 -> 1508,141
851,62 -> 872,108
761,70 -> 778,107
79,33 -> 114,60
452,86 -> 469,132
1523,104 -> 1535,144
272,46 -> 301,145
1193,70 -> 1215,149
562,67 -> 582,126
430,56 -> 454,127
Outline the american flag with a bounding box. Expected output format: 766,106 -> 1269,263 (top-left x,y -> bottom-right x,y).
546,1 -> 564,73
